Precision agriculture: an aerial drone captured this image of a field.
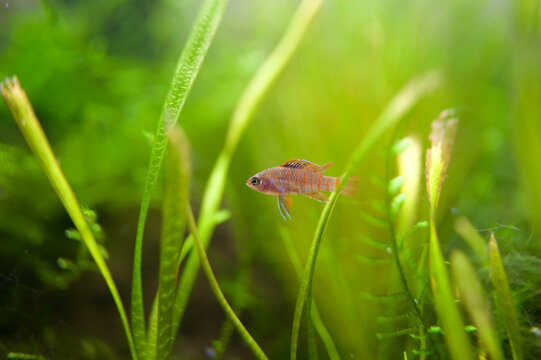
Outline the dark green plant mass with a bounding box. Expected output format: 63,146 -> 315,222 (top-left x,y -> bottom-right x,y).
1,0 -> 540,359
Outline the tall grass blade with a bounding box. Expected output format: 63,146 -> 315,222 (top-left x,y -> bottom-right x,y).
489,233 -> 523,360
290,72 -> 441,360
451,250 -> 504,360
172,0 -> 324,334
1,76 -> 137,359
454,216 -> 488,264
151,127 -> 191,359
185,205 -> 268,360
425,112 -> 473,359
130,0 -> 228,356
280,227 -> 341,360
428,224 -> 473,359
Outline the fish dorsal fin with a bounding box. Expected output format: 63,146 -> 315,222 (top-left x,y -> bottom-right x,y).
280,159 -> 333,173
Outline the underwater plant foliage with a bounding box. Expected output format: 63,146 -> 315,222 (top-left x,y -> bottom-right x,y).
1,0 -> 541,359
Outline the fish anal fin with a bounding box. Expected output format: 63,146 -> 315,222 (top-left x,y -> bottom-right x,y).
305,192 -> 329,202
277,196 -> 292,221
281,159 -> 333,173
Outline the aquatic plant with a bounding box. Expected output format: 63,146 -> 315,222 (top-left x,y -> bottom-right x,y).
2,0 -> 541,359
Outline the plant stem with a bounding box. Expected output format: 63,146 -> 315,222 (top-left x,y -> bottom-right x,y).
384,135 -> 437,356
185,205 -> 269,360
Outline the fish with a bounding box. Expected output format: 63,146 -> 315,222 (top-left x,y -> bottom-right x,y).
246,159 -> 359,220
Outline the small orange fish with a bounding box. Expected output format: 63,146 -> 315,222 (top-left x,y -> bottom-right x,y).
246,159 -> 359,220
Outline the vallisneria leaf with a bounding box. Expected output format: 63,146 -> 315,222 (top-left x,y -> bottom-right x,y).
151,127 -> 191,359
489,233 -> 523,360
429,224 -> 473,360
185,206 -> 268,360
172,0 -> 325,338
1,77 -> 137,359
130,0 -> 228,356
454,216 -> 488,265
451,251 -> 504,360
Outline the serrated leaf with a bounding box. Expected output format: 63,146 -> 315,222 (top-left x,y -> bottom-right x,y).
377,327 -> 418,339
65,228 -> 82,242
358,234 -> 391,250
392,137 -> 413,155
388,175 -> 405,195
360,291 -> 406,302
355,254 -> 392,265
390,193 -> 406,219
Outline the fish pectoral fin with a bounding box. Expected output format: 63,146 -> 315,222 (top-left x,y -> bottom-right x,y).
277,196 -> 292,221
305,192 -> 329,202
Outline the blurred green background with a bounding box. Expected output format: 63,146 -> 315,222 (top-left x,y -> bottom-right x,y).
1,0 -> 540,359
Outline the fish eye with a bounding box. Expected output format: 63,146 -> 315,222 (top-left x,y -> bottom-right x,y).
251,177 -> 259,186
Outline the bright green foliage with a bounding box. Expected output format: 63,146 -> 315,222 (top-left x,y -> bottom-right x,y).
451,251 -> 504,360
281,227 -> 341,360
425,112 -> 473,359
185,205 -> 268,360
130,0 -> 228,357
172,0 -> 326,340
455,217 -> 489,265
1,77 -> 137,359
2,0 -> 541,359
152,127 -> 191,359
428,223 -> 473,359
490,233 -> 524,360
291,73 -> 441,360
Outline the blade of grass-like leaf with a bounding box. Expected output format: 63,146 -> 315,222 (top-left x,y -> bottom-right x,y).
451,251 -> 504,360
150,127 -> 191,359
489,233 -> 523,360
425,112 -> 473,359
185,205 -> 269,360
130,0 -> 228,356
454,216 -> 488,265
290,72 -> 441,360
1,77 -> 137,359
280,227 -> 341,360
429,222 -> 473,359
172,0 -> 324,334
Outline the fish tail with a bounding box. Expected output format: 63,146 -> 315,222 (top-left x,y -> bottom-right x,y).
340,176 -> 359,197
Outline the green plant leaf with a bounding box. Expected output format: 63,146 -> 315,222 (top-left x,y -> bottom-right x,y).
185,205 -> 268,360
291,72 -> 441,360
171,0 -> 325,336
388,175 -> 405,195
130,0 -> 228,356
425,110 -> 457,213
428,222 -> 473,359
150,127 -> 191,359
454,216 -> 488,265
280,227 -> 341,360
451,250 -> 504,360
1,77 -> 137,359
489,233 -> 523,360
